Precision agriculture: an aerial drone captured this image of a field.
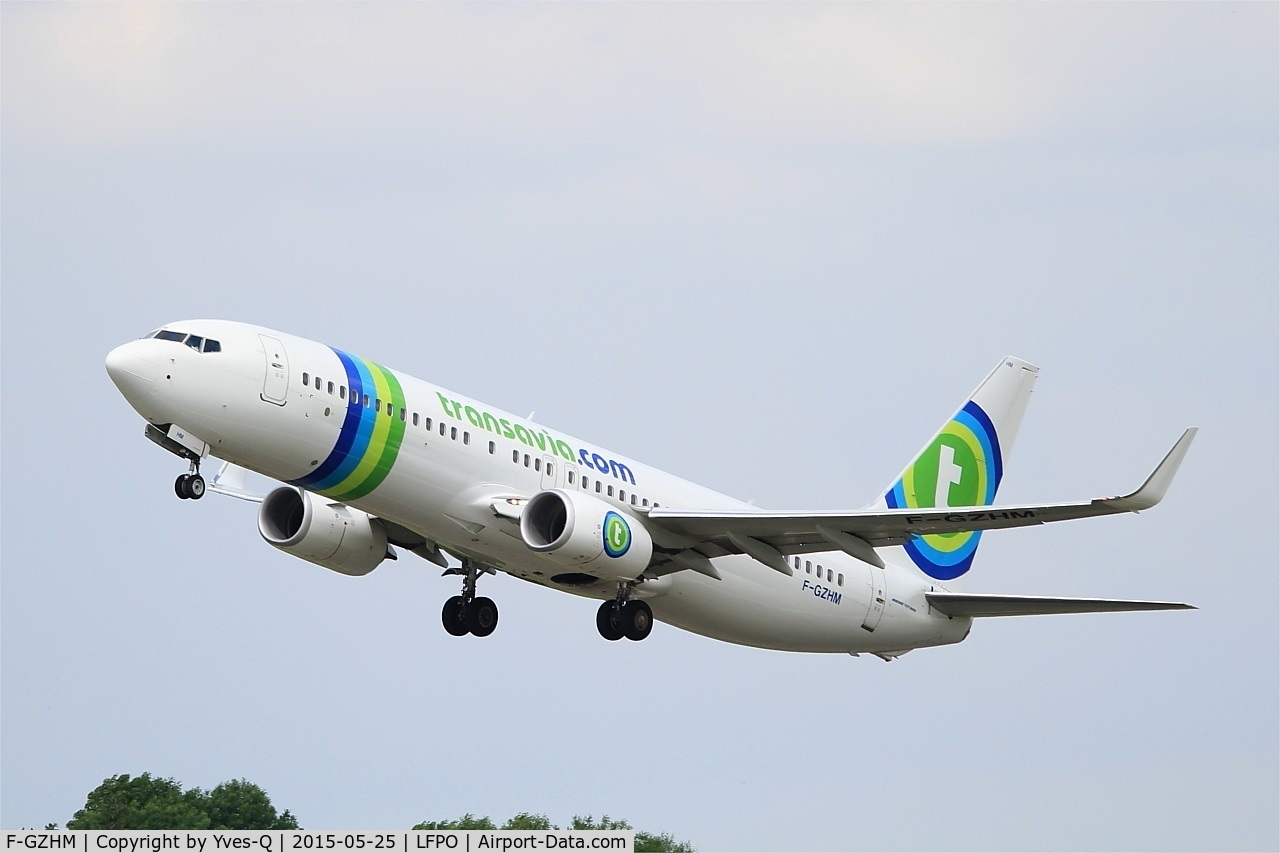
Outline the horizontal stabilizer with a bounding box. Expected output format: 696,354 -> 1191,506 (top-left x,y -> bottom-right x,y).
926,592 -> 1195,618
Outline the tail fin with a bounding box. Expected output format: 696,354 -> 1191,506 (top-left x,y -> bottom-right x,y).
875,356 -> 1039,581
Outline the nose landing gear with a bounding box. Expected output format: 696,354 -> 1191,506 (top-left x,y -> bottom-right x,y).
596,583 -> 653,642
174,463 -> 205,500
441,560 -> 499,637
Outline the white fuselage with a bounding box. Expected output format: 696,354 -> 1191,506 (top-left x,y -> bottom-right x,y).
106,320 -> 972,656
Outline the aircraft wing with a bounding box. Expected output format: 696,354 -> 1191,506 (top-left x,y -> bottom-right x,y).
644,428 -> 1196,575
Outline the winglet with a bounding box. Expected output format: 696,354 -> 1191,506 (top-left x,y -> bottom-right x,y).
1105,428 -> 1197,512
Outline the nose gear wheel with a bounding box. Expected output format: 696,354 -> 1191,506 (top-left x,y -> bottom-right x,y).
174,461 -> 205,500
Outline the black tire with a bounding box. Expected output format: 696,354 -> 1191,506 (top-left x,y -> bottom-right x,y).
622,600 -> 653,641
175,475 -> 191,499
441,596 -> 469,637
596,601 -> 624,641
467,596 -> 499,637
187,474 -> 206,499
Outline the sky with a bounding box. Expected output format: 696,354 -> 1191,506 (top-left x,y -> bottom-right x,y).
2,4 -> 1277,850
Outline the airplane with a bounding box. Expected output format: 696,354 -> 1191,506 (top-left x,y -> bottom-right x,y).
105,320 -> 1196,659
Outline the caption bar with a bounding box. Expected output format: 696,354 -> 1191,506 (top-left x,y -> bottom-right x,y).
4,833 -> 633,853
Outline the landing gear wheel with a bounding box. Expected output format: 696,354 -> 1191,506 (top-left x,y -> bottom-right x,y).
622,600 -> 653,641
186,474 -> 205,499
596,601 -> 625,641
466,597 -> 499,637
442,596 -> 469,637
175,475 -> 191,500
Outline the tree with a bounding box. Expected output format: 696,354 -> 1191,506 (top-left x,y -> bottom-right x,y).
67,774 -> 210,830
67,774 -> 299,830
501,814 -> 554,830
205,779 -> 299,829
570,816 -> 692,852
412,814 -> 496,830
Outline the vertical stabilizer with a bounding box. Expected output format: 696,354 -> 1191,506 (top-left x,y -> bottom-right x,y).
875,357 -> 1039,581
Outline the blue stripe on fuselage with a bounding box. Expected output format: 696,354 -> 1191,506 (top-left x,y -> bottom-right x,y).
292,349 -> 371,490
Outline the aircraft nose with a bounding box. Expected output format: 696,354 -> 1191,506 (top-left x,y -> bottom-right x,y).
105,341 -> 159,406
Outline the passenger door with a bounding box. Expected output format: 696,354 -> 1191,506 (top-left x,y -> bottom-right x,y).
259,335 -> 289,405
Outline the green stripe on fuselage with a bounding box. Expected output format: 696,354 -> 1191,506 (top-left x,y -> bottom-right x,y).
326,362 -> 406,502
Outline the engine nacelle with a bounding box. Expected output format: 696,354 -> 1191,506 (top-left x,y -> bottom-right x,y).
258,486 -> 388,577
520,489 -> 653,583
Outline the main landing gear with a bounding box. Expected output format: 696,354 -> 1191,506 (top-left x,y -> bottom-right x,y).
441,560 -> 498,638
596,583 -> 653,642
174,463 -> 205,500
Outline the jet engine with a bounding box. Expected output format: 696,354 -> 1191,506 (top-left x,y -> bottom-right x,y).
520,489 -> 653,583
258,486 -> 388,576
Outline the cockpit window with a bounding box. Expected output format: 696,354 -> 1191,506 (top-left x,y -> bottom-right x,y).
151,329 -> 222,353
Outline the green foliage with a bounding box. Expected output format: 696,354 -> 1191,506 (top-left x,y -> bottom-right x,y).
67,774 -> 210,830
634,831 -> 695,853
412,814 -> 496,830
501,813 -> 554,830
414,814 -> 692,851
571,815 -> 630,831
66,773 -> 298,830
206,779 -> 299,829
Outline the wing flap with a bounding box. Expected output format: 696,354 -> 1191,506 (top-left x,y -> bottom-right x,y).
926,592 -> 1195,618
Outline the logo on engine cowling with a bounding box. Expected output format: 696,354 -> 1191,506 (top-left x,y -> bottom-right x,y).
603,511 -> 631,558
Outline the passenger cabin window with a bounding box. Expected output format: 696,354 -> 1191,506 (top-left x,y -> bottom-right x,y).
838,573 -> 844,587
450,427 -> 458,440
413,413 -> 420,426
463,432 -> 471,445
568,471 -> 576,484
327,381 -> 335,395
534,459 -> 541,472
302,372 -> 310,386
512,450 -> 520,463
488,441 -> 496,454
607,485 -> 615,497
315,377 -> 322,391
439,423 -> 446,436
340,386 -> 346,400
424,417 -> 432,431
546,462 -> 553,477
